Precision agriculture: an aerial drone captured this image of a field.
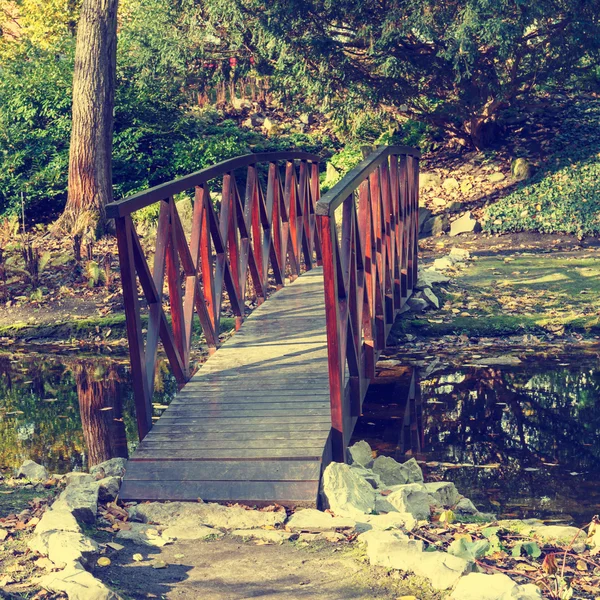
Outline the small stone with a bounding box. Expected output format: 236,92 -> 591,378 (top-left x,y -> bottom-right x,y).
451,573 -> 516,599
387,483 -> 434,520
489,171 -> 506,183
231,529 -> 294,543
40,561 -> 119,600
286,509 -> 356,532
153,561 -> 168,569
432,197 -> 446,207
424,482 -> 459,507
321,463 -> 376,517
450,212 -> 481,236
132,553 -> 144,562
90,458 -> 127,479
17,460 -> 48,481
442,177 -> 460,191
116,523 -> 173,547
432,256 -> 456,271
449,247 -> 471,261
511,158 -> 534,181
347,441 -> 374,467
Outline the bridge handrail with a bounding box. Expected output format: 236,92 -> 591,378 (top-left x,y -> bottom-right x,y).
317,145 -> 420,461
107,151 -> 322,440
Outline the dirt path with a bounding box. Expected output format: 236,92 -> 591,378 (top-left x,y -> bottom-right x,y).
93,536 -> 438,600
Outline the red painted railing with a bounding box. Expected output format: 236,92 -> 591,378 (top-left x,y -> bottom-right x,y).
106,152 -> 322,439
316,146 -> 420,461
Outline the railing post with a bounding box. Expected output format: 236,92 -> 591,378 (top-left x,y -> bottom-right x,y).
114,216 -> 152,440
319,212 -> 346,463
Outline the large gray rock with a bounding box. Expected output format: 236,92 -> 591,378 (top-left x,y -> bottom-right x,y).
322,463 -> 376,517
65,472 -> 95,487
53,483 -> 99,523
40,560 -> 119,600
347,441 -> 374,467
407,297 -> 429,312
421,287 -> 440,309
415,551 -> 472,590
355,512 -> 417,533
128,501 -> 286,530
90,458 -> 127,479
421,214 -> 449,238
96,476 -> 121,502
416,269 -> 450,289
451,573 -> 516,599
424,482 -> 459,507
455,498 -> 479,514
372,456 -> 423,487
349,464 -> 382,489
286,509 -> 355,532
387,483 -> 434,520
450,212 -> 481,236
17,459 -> 48,481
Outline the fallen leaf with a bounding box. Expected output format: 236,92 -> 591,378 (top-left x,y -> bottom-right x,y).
97,557 -> 111,567
576,559 -> 588,571
153,561 -> 167,569
132,554 -> 144,562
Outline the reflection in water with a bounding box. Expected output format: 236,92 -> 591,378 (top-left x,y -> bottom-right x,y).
0,349 -> 177,473
353,355 -> 600,525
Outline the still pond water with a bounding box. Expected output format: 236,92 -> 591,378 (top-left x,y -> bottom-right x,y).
1,345 -> 599,525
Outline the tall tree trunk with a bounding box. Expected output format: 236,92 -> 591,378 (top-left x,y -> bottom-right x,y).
58,0 -> 119,237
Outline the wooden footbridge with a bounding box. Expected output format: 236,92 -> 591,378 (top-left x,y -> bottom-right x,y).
106,146 -> 420,506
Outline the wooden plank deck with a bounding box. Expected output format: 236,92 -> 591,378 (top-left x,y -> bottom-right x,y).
120,268 -> 333,506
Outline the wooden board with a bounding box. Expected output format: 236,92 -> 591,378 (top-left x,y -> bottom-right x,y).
120,268 -> 332,506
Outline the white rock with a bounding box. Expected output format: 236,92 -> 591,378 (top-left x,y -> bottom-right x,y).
419,268 -> 450,285
355,512 -> 416,533
53,483 -> 99,523
322,462 -> 376,517
500,584 -> 543,600
40,560 -> 119,600
433,256 -> 457,271
116,523 -> 173,547
90,458 -> 127,479
372,456 -> 423,487
286,508 -> 355,532
451,573 -> 517,599
414,551 -> 471,590
28,509 -> 82,556
449,247 -> 471,261
442,177 -> 460,191
162,521 -> 223,541
349,465 -> 382,489
129,501 -> 286,530
231,529 -> 294,543
424,482 -> 459,507
533,524 -> 586,546
347,441 -> 374,467
422,287 -> 440,309
17,459 -> 48,481
47,531 -> 98,566
387,483 -> 434,520
450,212 -> 481,236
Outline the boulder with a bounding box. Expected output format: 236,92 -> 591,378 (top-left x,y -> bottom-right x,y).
347,441 -> 374,468
418,208 -> 433,232
450,212 -> 481,236
28,509 -> 81,556
407,297 -> 429,312
421,215 -> 449,237
500,584 -> 543,600
52,483 -> 99,523
355,512 -> 416,533
350,465 -> 382,489
424,482 -> 459,507
414,551 -> 471,591
231,529 -> 294,543
90,458 -> 127,479
47,531 -> 98,566
286,509 -> 355,532
511,158 -> 534,181
451,573 -> 516,600
65,472 -> 95,487
116,523 -> 173,547
417,269 -> 450,288
420,172 -> 442,189
162,521 -> 223,541
17,460 -> 48,481
387,483 -> 434,520
374,494 -> 398,514
40,560 -> 119,600
321,463 -> 376,517
96,477 -> 121,502
455,498 -> 479,514
372,456 -> 423,487
129,501 -> 286,530
421,287 -> 440,309
442,177 -> 460,192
